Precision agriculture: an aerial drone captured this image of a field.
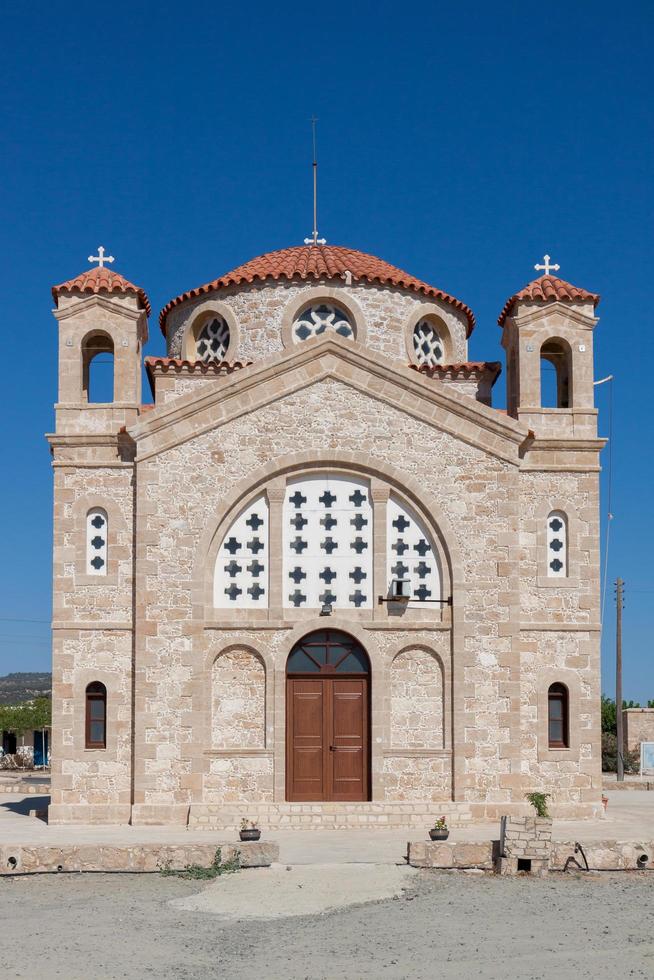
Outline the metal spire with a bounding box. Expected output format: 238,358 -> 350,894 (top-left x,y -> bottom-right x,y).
304,117 -> 326,246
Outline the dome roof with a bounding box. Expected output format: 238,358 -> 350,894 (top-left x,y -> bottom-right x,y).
52,267 -> 151,317
159,244 -> 475,335
498,274 -> 599,326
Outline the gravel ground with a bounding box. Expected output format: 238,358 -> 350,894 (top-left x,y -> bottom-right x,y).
1,869 -> 652,979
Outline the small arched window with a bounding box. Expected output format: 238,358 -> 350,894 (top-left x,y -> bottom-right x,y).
546,510 -> 568,578
540,340 -> 572,408
195,315 -> 231,362
548,683 -> 569,748
292,303 -> 354,342
86,508 -> 108,576
82,332 -> 114,403
413,319 -> 444,366
85,682 -> 106,748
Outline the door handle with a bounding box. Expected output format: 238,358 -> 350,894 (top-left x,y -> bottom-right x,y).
329,745 -> 336,751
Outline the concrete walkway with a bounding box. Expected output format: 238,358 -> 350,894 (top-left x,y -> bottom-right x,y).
1,790 -> 652,864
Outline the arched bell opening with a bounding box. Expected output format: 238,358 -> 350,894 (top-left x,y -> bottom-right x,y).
540,338 -> 572,408
82,331 -> 115,403
285,629 -> 370,802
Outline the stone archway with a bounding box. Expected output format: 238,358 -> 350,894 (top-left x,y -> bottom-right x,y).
285,629 -> 370,803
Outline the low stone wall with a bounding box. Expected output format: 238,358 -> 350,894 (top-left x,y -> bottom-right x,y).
407,841 -> 494,869
0,782 -> 50,795
551,840 -> 654,871
188,802 -> 474,830
0,841 -> 278,876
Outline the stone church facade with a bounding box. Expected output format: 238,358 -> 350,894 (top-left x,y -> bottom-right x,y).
47,245 -> 604,827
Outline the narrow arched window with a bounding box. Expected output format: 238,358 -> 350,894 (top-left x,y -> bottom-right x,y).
413,319 -> 444,366
85,682 -> 106,748
86,508 -> 108,576
195,316 -> 230,362
214,495 -> 269,609
546,510 -> 568,578
387,495 -> 441,604
82,332 -> 115,403
540,340 -> 572,408
548,683 -> 569,748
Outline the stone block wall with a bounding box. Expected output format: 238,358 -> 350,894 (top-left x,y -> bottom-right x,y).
623,709 -> 654,754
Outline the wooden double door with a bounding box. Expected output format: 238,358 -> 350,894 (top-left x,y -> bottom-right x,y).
286,676 -> 369,802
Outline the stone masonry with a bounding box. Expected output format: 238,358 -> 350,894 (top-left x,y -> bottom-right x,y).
46,246 -> 605,825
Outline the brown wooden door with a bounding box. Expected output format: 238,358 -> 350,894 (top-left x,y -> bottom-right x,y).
286,676 -> 368,802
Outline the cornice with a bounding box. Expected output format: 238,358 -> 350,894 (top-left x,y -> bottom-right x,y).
53,293 -> 145,324
129,336 -> 529,465
503,302 -> 599,331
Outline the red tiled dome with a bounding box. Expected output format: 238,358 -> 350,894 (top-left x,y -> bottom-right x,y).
52,267 -> 151,317
498,275 -> 599,326
159,245 -> 475,335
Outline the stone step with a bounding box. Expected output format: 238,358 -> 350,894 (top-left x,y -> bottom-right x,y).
188,802 -> 474,830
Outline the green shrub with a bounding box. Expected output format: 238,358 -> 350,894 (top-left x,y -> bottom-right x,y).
525,792 -> 551,818
159,847 -> 240,879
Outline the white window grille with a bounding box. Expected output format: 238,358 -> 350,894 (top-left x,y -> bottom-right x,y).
413,319 -> 444,366
214,496 -> 269,608
282,475 -> 373,609
196,316 -> 230,362
86,508 -> 108,576
386,496 -> 441,603
292,304 -> 354,343
546,511 -> 568,578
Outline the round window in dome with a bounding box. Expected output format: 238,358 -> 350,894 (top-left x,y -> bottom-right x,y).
195,316 -> 230,362
413,319 -> 444,366
292,303 -> 354,343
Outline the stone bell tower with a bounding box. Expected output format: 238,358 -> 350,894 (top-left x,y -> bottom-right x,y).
498,257 -> 600,438
51,248 -> 150,434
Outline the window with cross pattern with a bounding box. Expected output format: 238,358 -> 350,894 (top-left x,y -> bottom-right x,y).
546,510 -> 568,578
214,495 -> 269,608
386,496 -> 441,603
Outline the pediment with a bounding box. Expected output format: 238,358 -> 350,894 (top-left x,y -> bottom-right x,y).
130,336 -> 528,463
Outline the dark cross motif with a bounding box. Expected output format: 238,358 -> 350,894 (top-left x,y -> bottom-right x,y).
321,537 -> 338,554
295,324 -> 311,341
319,567 -> 337,583
247,583 -> 265,601
224,560 -> 242,578
319,490 -> 337,508
549,517 -> 563,533
247,537 -> 264,554
391,539 -> 409,555
549,538 -> 564,552
349,590 -> 367,607
349,489 -> 366,507
350,514 -> 368,531
320,514 -> 337,531
414,584 -> 432,602
549,558 -> 563,573
414,538 -> 431,556
289,490 -> 307,508
224,537 -> 241,555
392,515 -> 410,533
288,566 -> 307,583
90,556 -> 104,570
224,583 -> 242,601
391,561 -> 409,578
349,566 -> 367,584
90,514 -> 105,529
90,536 -> 105,551
245,512 -> 264,531
350,537 -> 368,554
247,560 -> 264,577
290,537 -> 308,554
290,513 -> 308,530
288,590 -> 307,607
416,561 -> 431,579
319,590 -> 337,606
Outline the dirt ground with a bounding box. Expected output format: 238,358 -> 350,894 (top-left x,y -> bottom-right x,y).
1,869 -> 652,980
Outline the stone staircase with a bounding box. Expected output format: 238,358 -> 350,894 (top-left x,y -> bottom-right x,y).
188,801 -> 474,830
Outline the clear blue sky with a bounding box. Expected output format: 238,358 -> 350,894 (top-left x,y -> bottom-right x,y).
0,1 -> 651,700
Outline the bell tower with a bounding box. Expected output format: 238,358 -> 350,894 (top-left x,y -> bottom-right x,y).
51,249 -> 150,434
498,259 -> 600,438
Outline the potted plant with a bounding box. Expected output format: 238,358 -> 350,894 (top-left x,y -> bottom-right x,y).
239,819 -> 261,842
429,816 -> 449,841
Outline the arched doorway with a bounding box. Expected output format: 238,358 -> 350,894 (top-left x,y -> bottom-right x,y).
286,630 -> 370,802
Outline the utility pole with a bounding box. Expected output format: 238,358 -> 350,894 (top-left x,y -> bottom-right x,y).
616,577 -> 624,782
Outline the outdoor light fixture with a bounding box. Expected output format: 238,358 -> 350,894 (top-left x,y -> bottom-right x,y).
319,601 -> 333,616
378,578 -> 453,606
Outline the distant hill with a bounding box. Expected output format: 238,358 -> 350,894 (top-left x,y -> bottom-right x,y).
0,672 -> 52,705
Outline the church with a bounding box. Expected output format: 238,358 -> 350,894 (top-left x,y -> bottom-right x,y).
47,242 -> 604,827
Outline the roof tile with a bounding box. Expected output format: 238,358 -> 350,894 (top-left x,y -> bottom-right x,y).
159,245 -> 475,336
498,274 -> 599,326
52,267 -> 151,317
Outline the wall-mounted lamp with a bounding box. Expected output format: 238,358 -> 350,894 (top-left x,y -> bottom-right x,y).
378,578 -> 453,606
319,601 -> 333,616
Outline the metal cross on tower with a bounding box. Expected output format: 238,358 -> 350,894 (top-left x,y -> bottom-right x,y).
304,117 -> 326,247
88,246 -> 115,268
534,254 -> 560,276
